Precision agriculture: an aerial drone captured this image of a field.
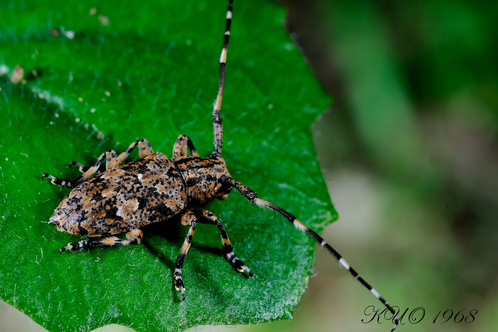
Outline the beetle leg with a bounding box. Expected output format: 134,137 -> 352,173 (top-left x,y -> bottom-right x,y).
78,150 -> 118,177
59,229 -> 143,253
123,228 -> 143,245
43,150 -> 118,188
173,209 -> 251,301
64,139 -> 152,176
172,134 -> 199,159
41,174 -> 77,188
68,149 -> 120,173
195,209 -> 253,277
117,139 -> 154,164
68,161 -> 89,173
174,210 -> 198,301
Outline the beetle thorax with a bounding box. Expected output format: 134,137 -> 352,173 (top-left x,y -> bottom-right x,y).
174,154 -> 232,206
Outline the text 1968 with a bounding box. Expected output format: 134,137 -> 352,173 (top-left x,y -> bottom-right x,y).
362,305 -> 478,326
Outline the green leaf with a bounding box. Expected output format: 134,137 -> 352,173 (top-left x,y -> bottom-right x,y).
0,0 -> 335,331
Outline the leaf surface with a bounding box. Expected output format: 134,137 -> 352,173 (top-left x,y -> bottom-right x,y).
0,0 -> 336,331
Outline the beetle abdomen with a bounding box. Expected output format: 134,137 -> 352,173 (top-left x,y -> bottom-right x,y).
49,153 -> 187,237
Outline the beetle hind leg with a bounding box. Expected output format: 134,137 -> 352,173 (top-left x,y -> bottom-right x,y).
43,150 -> 119,188
69,150 -> 120,174
60,229 -> 143,253
69,139 -> 153,174
42,173 -> 76,188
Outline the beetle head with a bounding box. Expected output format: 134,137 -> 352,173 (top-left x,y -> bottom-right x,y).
176,152 -> 232,205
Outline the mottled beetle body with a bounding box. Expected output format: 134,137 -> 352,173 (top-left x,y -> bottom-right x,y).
50,153 -> 186,237
50,151 -> 232,238
46,145 -> 232,254
43,1 -> 399,330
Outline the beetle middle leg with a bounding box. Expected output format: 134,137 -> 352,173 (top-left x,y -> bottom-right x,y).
117,138 -> 154,164
173,209 -> 252,301
43,150 -> 119,188
68,161 -> 90,173
172,134 -> 199,159
59,228 -> 143,253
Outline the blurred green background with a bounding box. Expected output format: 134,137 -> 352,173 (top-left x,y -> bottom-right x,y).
1,0 -> 497,331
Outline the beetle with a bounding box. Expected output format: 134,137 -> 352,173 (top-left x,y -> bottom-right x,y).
43,0 -> 399,330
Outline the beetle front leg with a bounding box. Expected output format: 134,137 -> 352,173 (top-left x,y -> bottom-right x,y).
174,209 -> 252,301
172,134 -> 199,159
195,209 -> 253,277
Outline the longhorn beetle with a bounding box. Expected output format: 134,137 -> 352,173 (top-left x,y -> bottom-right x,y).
43,0 -> 399,330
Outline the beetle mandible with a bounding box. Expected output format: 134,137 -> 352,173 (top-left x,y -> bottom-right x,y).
43,1 -> 399,330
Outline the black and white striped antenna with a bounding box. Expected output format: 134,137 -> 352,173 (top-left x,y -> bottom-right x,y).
214,1 -> 399,330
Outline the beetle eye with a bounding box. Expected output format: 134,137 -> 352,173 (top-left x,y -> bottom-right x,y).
219,175 -> 232,194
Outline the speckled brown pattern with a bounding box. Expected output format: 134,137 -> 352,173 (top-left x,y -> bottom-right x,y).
49,152 -> 187,237
41,2 -> 399,325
